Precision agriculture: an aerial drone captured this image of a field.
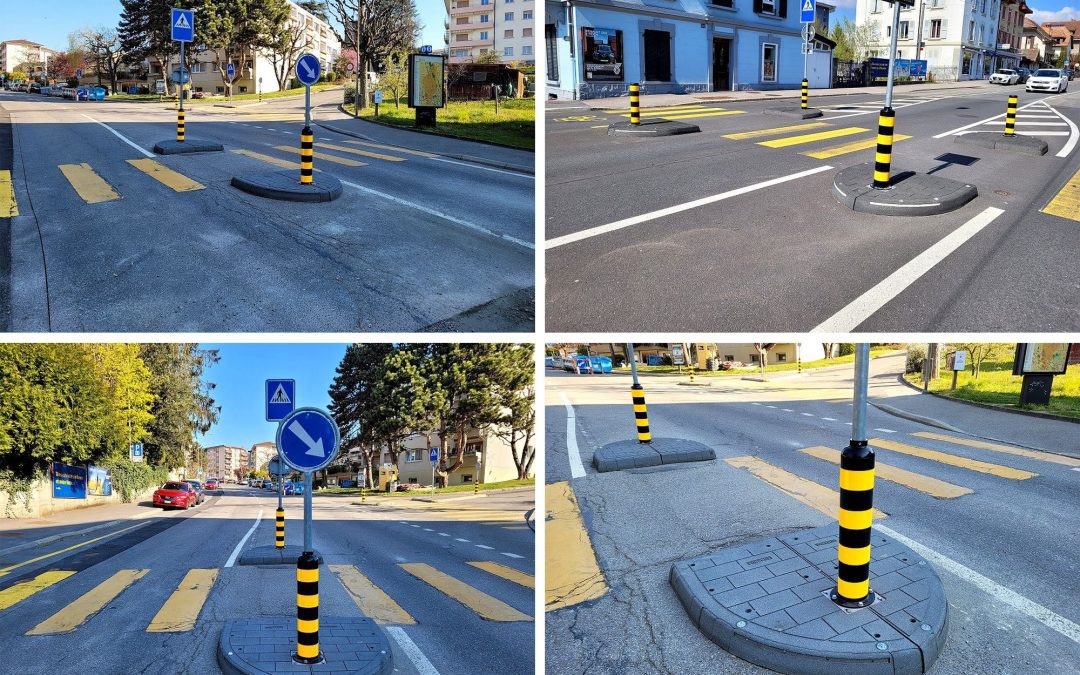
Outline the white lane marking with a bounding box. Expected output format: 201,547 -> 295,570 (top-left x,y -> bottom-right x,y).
822,417 -> 838,422
423,528 -> 434,532
282,131 -> 294,135
782,408 -> 794,412
874,428 -> 897,433
386,626 -> 441,675
814,207 -> 1005,331
826,96 -> 949,120
933,97 -> 1050,137
800,413 -> 815,417
545,165 -> 833,249
475,544 -> 494,550
956,130 -> 1072,136
410,524 -> 421,528
339,179 -> 534,251
751,402 -> 762,406
1045,101 -> 1080,157
500,552 -> 525,559
81,114 -> 155,158
225,509 -> 264,568
399,521 -> 409,524
979,121 -> 1067,126
876,524 -> 1080,645
438,532 -> 450,537
766,405 -> 778,409
267,128 -> 276,131
431,156 -> 533,178
560,392 -> 587,479
1072,467 -> 1080,472
455,538 -> 471,542
253,125 -> 263,129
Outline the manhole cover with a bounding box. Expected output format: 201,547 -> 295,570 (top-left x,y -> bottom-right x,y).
994,189 -> 1011,197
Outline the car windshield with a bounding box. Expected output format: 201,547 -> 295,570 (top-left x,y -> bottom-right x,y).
162,482 -> 188,491
996,69 -> 1015,74
1034,70 -> 1060,77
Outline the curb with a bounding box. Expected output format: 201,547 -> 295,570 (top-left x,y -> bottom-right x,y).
153,139 -> 224,155
608,119 -> 700,136
410,494 -> 484,503
893,372 -> 1080,425
593,437 -> 716,472
765,106 -> 823,119
231,170 -> 343,202
587,83 -> 989,109
833,163 -> 977,216
954,133 -> 1048,156
0,518 -> 123,556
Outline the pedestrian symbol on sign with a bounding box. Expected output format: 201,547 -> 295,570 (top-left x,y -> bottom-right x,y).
174,13 -> 191,30
270,385 -> 291,405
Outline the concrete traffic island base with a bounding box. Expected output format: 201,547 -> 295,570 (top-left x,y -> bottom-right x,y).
592,437 -> 715,472
954,133 -> 1049,156
608,119 -> 700,137
153,139 -> 224,154
765,106 -> 824,119
237,544 -> 306,566
231,170 -> 343,202
218,617 -> 393,675
670,523 -> 948,675
833,162 -> 977,216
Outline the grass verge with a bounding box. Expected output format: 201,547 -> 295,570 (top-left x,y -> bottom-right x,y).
343,98 -> 534,150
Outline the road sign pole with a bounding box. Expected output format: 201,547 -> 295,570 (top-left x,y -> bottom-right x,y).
304,471 -> 313,551
179,41 -> 185,114
628,343 -> 639,385
884,2 -> 901,110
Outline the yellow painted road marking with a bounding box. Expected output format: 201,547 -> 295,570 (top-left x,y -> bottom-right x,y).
126,159 -> 204,192
758,127 -> 869,148
545,481 -> 608,612
27,569 -> 148,635
230,148 -> 319,171
872,438 -> 1038,480
274,146 -> 365,167
0,571 -> 76,612
799,446 -> 973,499
602,105 -> 712,113
0,522 -> 148,578
631,110 -> 747,120
343,140 -> 436,158
313,142 -> 405,162
0,170 -> 17,217
468,561 -> 535,589
1041,165 -> 1080,221
725,456 -> 888,519
723,122 -> 831,140
399,563 -> 531,622
910,432 -> 1080,467
330,564 -> 416,625
58,163 -> 121,203
803,134 -> 912,159
620,107 -> 724,117
146,569 -> 217,632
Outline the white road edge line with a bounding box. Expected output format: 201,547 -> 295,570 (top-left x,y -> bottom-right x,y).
875,524 -> 1080,645
545,165 -> 834,249
225,509 -> 264,568
814,206 -> 1005,332
430,156 -> 532,178
933,97 -> 1050,138
874,428 -> 897,433
386,626 -> 441,675
1044,101 -> 1080,157
560,392 -> 587,479
81,114 -> 155,158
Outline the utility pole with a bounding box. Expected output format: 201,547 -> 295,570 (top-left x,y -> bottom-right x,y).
354,6 -> 360,117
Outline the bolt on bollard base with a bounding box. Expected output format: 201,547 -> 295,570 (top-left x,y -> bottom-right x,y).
294,550 -> 323,664
830,439 -> 877,608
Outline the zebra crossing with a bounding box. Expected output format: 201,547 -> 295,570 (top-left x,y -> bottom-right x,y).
935,98 -> 1073,139
603,104 -> 747,121
723,121 -> 912,159
818,95 -> 951,116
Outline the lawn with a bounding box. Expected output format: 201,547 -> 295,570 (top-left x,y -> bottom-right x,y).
343,97 -> 535,150
614,347 -> 899,377
107,82 -> 341,103
320,477 -> 534,497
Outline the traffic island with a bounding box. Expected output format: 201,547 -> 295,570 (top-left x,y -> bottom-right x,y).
153,139 -> 224,155
238,544 -> 306,566
765,106 -> 824,119
954,133 -> 1048,156
832,162 -> 977,216
231,170 -> 343,202
218,617 -> 392,675
608,119 -> 700,137
592,437 -> 715,472
670,523 -> 948,675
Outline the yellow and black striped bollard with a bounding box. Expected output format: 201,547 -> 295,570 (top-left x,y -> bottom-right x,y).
361,486 -> 366,504
300,126 -> 314,185
872,107 -> 895,190
275,508 -> 285,549
1004,95 -> 1018,137
474,478 -> 479,495
176,110 -> 185,143
801,79 -> 809,110
631,384 -> 651,443
830,440 -> 876,608
295,551 -> 321,663
629,84 -> 641,126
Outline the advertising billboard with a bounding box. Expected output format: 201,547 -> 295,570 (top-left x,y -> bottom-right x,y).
52,462 -> 87,499
582,28 -> 624,82
88,466 -> 112,497
1014,343 -> 1072,375
408,54 -> 447,108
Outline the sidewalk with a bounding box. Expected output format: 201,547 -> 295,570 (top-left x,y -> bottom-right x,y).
0,496 -> 156,555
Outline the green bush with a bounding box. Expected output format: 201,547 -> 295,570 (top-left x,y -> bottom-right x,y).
838,343 -> 856,357
103,459 -> 169,503
0,469 -> 38,518
906,344 -> 927,374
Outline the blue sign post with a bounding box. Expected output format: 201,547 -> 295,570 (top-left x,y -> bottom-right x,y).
226,63 -> 235,80
295,53 -> 321,129
266,379 -> 296,421
75,68 -> 83,79
420,45 -> 433,55
430,447 -> 439,493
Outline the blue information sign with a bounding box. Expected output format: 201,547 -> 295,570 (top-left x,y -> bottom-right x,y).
171,8 -> 194,42
131,442 -> 144,459
53,462 -> 87,499
266,379 -> 296,421
800,0 -> 816,23
429,447 -> 439,465
295,53 -> 321,86
276,407 -> 340,473
420,45 -> 433,55
76,68 -> 83,79
227,63 -> 236,80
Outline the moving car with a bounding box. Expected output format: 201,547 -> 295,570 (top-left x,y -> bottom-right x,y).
153,481 -> 197,509
205,478 -> 219,490
1027,69 -> 1068,93
989,68 -> 1020,85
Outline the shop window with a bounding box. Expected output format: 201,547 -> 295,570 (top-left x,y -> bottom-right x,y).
762,43 -> 777,82
643,30 -> 671,81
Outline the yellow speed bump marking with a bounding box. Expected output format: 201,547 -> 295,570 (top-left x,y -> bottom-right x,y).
343,140 -> 436,158
545,481 -> 607,612
0,521 -> 149,578
58,163 -> 121,204
758,127 -> 869,148
800,446 -> 973,499
468,561 -> 535,589
910,432 -> 1080,467
0,571 -> 76,612
313,142 -> 405,162
126,159 -> 204,192
398,563 -> 531,622
27,568 -> 148,635
330,564 -> 415,625
146,568 -> 218,632
724,456 -> 887,520
274,146 -> 365,167
1,170 -> 17,217
871,438 -> 1038,480
803,134 -> 912,159
723,122 -> 831,140
1041,166 -> 1080,221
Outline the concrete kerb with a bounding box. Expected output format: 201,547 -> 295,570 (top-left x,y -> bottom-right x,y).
238,544 -> 307,566
832,162 -> 977,216
608,119 -> 700,137
765,106 -> 824,119
218,617 -> 393,675
153,139 -> 224,155
954,133 -> 1048,156
231,170 -> 343,202
592,437 -> 716,472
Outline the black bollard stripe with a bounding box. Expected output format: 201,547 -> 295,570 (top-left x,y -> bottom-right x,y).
297,581 -> 319,595
839,490 -> 873,512
838,527 -> 872,549
837,561 -> 870,581
634,410 -> 648,420
297,631 -> 319,646
297,605 -> 318,621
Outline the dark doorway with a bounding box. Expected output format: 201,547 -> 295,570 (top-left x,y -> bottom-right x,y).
712,38 -> 731,91
643,30 -> 671,81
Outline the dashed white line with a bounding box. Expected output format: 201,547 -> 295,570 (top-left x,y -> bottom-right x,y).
475,544 -> 494,550
874,428 -> 898,433
751,402 -> 762,406
225,509 -> 264,568
410,524 -> 421,528
386,626 -> 441,675
438,532 -> 450,537
822,417 -> 838,422
423,528 -> 434,532
766,405 -> 778,409
782,409 -> 794,412
500,552 -> 525,559
800,413 -> 815,417
560,392 -> 587,479
455,538 -> 471,542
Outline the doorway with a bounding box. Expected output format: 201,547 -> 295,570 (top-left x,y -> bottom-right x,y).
712,38 -> 731,91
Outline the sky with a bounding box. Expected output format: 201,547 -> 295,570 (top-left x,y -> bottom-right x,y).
197,343 -> 348,450
810,1 -> 1080,29
1,0 -> 447,52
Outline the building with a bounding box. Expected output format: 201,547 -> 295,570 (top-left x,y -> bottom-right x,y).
249,442 -> 277,473
1042,20 -> 1080,66
204,445 -> 248,481
690,343 -> 834,369
545,0 -> 813,99
391,430 -> 522,486
1021,18 -> 1054,67
0,40 -> 57,77
994,0 -> 1032,70
446,0 -> 535,64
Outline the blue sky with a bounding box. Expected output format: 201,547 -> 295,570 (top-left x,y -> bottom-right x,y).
3,1 -> 446,52
198,343 -> 347,450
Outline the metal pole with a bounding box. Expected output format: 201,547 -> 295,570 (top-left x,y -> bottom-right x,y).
354,9 -> 360,118
628,343 -> 639,385
305,85 -> 311,128
851,344 -> 870,443
179,41 -> 185,113
303,471 -> 313,552
884,2 -> 901,109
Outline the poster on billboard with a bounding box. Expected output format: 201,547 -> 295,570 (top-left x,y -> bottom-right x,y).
582,28 -> 624,82
52,462 -> 87,499
88,466 -> 112,496
1014,343 -> 1072,375
408,53 -> 447,109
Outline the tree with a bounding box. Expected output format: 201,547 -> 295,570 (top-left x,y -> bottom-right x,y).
953,343 -> 1004,380
474,50 -> 503,65
329,343 -> 395,488
267,11 -> 312,90
199,0 -> 291,97
377,49 -> 408,106
326,0 -> 420,109
754,343 -> 777,374
832,17 -> 878,62
138,344 -> 219,470
119,0 -> 196,96
9,71 -> 27,83
87,344 -> 155,461
76,27 -> 127,92
489,346 -> 535,480
297,0 -> 330,21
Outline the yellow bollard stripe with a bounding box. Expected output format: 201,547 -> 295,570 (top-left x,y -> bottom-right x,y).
633,404 -> 647,412
146,569 -> 218,632
297,643 -> 319,658
297,568 -> 319,583
837,577 -> 869,599
879,116 -> 895,128
0,571 -> 75,612
838,544 -> 872,566
874,170 -> 891,183
28,569 -> 148,635
875,152 -> 891,164
331,564 -> 416,624
297,593 -> 318,608
297,618 -> 319,633
838,508 -> 873,530
839,469 -> 875,492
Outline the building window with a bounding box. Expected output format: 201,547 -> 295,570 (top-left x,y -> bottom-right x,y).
455,33 -> 468,42
760,0 -> 776,15
456,17 -> 468,24
523,45 -> 532,55
643,29 -> 671,81
724,354 -> 734,361
505,29 -> 514,38
480,14 -> 489,22
968,20 -> 975,42
523,10 -> 532,19
465,441 -> 482,455
931,19 -> 942,39
871,0 -> 881,12
453,49 -> 468,57
523,27 -> 532,37
712,0 -> 734,7
505,12 -> 513,20
503,47 -> 513,56
762,42 -> 777,82
480,31 -> 489,40
776,353 -> 787,362
481,0 -> 490,4
546,24 -> 559,81
898,21 -> 909,39
463,474 -> 474,483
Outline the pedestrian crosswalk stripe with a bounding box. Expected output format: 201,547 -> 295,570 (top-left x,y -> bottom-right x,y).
758,127 -> 869,148
58,163 -> 121,204
725,456 -> 888,520
723,122 -> 830,140
468,561 -> 535,589
603,104 -> 713,113
230,148 -> 320,171
27,569 -> 148,635
273,145 -> 366,167
126,159 -> 205,192
546,481 -> 608,612
645,110 -> 747,120
331,564 -> 416,625
313,142 -> 406,162
910,432 -> 1080,467
799,446 -> 973,499
0,170 -> 17,217
1041,164 -> 1080,222
399,563 -> 531,622
803,134 -> 912,159
146,568 -> 218,632
342,140 -> 436,158
0,571 -> 75,612
871,438 -> 1038,479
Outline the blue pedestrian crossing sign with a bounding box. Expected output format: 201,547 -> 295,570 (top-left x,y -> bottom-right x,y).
800,0 -> 816,23
277,407 -> 340,473
429,447 -> 439,465
226,63 -> 235,80
295,53 -> 321,87
266,379 -> 295,421
171,8 -> 195,42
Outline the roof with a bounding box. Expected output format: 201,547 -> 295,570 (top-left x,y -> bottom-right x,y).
1043,19 -> 1080,34
1048,25 -> 1074,41
1,39 -> 44,47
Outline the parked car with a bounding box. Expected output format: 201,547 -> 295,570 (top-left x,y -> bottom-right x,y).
186,480 -> 206,504
562,357 -> 579,373
544,356 -> 554,368
205,478 -> 219,490
153,481 -> 197,509
262,479 -> 273,490
1015,68 -> 1031,83
1027,69 -> 1068,93
989,68 -> 1020,85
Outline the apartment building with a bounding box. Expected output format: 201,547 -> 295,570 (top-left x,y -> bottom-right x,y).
204,445 -> 248,481
445,0 -> 534,64
994,0 -> 1031,69
1021,18 -> 1054,67
249,442 -> 277,473
0,40 -> 57,76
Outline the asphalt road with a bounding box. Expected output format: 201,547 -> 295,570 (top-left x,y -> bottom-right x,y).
0,483 -> 534,675
544,363 -> 1080,674
546,82 -> 1080,331
0,89 -> 534,331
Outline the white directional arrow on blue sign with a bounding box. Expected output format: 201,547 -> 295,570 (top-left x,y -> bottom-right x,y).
295,53 -> 321,86
276,407 -> 340,473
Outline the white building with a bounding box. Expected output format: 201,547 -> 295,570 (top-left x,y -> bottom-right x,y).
446,0 -> 534,64
205,445 -> 248,481
0,40 -> 57,77
249,442 -> 277,473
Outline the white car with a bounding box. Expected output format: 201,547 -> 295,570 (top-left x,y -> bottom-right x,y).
989,68 -> 1020,85
1026,68 -> 1068,93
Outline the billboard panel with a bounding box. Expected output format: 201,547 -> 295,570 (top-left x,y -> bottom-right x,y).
52,462 -> 87,499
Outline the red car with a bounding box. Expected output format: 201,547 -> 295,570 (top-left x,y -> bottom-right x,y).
153,481 -> 197,509
205,479 -> 219,489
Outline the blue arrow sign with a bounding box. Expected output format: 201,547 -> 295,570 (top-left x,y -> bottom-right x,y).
266,379 -> 295,421
429,447 -> 439,465
226,63 -> 235,79
800,0 -> 816,24
295,53 -> 321,86
277,407 -> 340,473
171,8 -> 195,42
420,45 -> 433,55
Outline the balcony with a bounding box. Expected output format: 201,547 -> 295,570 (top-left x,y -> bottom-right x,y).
449,3 -> 492,16
452,37 -> 494,47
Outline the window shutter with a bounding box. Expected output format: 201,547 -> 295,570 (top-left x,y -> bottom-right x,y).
754,0 -> 763,14
941,19 -> 948,40
779,0 -> 787,18
923,19 -> 931,38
